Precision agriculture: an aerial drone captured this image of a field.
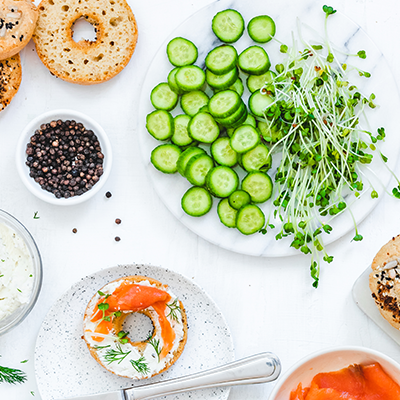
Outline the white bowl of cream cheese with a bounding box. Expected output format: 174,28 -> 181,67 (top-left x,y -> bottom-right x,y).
0,209 -> 42,335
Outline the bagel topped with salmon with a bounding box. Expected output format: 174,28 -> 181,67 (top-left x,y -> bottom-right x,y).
83,275 -> 187,380
369,235 -> 400,330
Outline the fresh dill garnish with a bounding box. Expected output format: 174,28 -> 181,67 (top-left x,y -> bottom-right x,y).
94,344 -> 111,350
0,364 -> 27,384
103,343 -> 131,365
20,360 -> 28,364
130,357 -> 150,375
166,298 -> 182,321
33,211 -> 40,220
147,337 -> 162,361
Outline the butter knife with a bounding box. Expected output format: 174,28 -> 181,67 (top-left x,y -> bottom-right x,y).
56,352 -> 281,400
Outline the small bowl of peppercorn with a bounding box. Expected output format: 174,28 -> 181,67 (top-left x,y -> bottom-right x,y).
16,109 -> 112,205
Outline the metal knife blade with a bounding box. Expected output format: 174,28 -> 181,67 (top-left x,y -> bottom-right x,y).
55,391 -> 126,400
56,352 -> 281,400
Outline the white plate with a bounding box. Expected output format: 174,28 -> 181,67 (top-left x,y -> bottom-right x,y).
138,0 -> 400,257
34,264 -> 234,400
352,266 -> 400,345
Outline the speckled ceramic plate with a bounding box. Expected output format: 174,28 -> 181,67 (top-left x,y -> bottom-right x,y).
138,0 -> 400,257
34,264 -> 234,400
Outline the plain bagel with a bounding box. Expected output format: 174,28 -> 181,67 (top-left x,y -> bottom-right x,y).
32,0 -> 138,84
0,0 -> 38,60
369,234 -> 400,330
83,275 -> 188,380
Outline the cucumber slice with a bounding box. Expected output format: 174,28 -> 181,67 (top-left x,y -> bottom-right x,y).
185,153 -> 214,186
206,166 -> 239,198
246,70 -> 277,93
172,114 -> 193,147
211,9 -> 245,43
188,112 -> 220,143
180,90 -> 209,116
181,186 -> 212,217
241,143 -> 272,172
248,91 -> 274,117
167,37 -> 198,66
216,101 -> 247,128
206,67 -> 238,90
238,46 -> 271,75
228,190 -> 251,210
146,110 -> 174,141
168,67 -> 185,95
208,89 -> 241,118
228,77 -> 244,96
205,45 -> 238,75
236,204 -> 265,235
177,146 -> 205,176
150,82 -> 178,111
211,137 -> 238,167
230,124 -> 260,153
176,65 -> 206,91
217,198 -> 237,228
227,113 -> 257,136
247,15 -> 276,43
257,121 -> 283,143
150,144 -> 181,174
241,171 -> 273,203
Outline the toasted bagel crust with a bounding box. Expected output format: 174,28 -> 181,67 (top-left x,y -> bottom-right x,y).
32,0 -> 138,84
369,235 -> 400,330
0,0 -> 38,59
83,275 -> 188,379
0,53 -> 21,111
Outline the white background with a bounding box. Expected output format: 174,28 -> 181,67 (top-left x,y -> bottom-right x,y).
1,0 -> 400,399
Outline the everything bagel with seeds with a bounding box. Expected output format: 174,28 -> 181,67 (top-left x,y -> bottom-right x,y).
0,53 -> 21,111
83,275 -> 187,380
32,0 -> 138,84
369,234 -> 400,330
0,0 -> 38,60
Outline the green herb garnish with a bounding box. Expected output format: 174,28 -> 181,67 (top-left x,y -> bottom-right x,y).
33,212 -> 40,220
166,298 -> 182,321
0,364 -> 27,384
103,343 -> 131,365
130,357 -> 150,375
147,337 -> 162,361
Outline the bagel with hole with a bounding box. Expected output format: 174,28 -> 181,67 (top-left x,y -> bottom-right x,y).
0,0 -> 38,60
83,275 -> 188,380
0,53 -> 21,111
369,234 -> 400,330
32,0 -> 138,84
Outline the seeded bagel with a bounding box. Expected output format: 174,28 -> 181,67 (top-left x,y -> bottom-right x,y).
32,0 -> 138,84
0,53 -> 21,111
369,235 -> 400,330
0,0 -> 38,60
83,275 -> 188,380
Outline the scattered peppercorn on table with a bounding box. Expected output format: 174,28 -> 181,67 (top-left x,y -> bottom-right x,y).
1,0 -> 400,399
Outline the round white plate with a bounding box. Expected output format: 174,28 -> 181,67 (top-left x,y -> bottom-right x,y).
138,0 -> 400,257
34,264 -> 234,400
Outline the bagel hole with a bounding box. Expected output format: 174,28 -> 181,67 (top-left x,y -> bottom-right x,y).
122,312 -> 154,342
72,17 -> 97,43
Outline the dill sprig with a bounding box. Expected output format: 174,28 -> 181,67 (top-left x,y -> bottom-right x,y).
147,337 -> 162,361
130,357 -> 150,375
166,298 -> 182,321
103,343 -> 131,365
0,365 -> 27,384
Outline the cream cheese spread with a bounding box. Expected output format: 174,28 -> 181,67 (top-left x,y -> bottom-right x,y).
0,223 -> 34,321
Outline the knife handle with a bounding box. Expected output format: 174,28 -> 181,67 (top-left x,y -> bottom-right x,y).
124,352 -> 281,400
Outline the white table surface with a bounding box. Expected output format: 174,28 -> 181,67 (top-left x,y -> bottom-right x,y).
1,0 -> 400,398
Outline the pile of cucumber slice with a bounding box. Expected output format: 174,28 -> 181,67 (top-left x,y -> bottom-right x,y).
146,8 -> 277,235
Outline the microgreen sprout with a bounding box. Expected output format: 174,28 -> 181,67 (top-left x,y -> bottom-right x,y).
117,330 -> 129,344
130,357 -> 150,375
257,6 -> 395,287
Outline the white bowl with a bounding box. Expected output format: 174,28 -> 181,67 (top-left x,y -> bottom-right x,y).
16,109 -> 112,206
0,209 -> 42,335
268,346 -> 400,399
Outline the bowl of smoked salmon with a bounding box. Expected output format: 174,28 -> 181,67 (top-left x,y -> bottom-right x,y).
268,346 -> 400,400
